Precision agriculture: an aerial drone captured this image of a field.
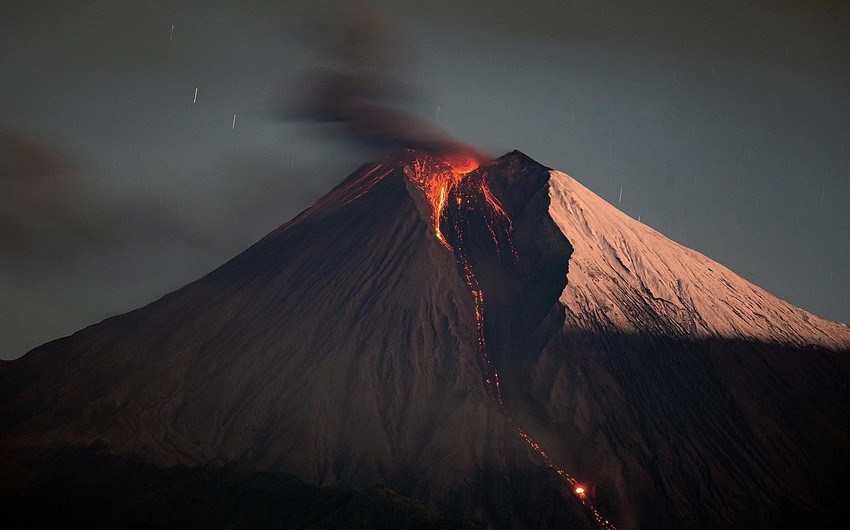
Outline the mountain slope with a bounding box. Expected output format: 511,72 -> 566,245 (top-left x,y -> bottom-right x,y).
478,154 -> 850,528
1,151 -> 848,529
548,169 -> 850,347
0,157 -> 591,528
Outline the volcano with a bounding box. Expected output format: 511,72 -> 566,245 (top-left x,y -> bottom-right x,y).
2,151 -> 849,529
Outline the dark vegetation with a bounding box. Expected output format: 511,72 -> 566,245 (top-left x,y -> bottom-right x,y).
0,443 -> 477,530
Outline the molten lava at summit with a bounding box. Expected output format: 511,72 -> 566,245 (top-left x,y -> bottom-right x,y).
4,148 -> 849,529
406,152 -> 617,530
405,152 -> 481,249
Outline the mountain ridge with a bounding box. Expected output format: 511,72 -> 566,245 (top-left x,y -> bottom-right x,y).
1,150 -> 848,529
548,168 -> 850,348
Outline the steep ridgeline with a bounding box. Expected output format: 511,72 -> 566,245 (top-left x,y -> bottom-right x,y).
548,169 -> 850,348
2,151 -> 849,530
0,155 -> 593,529
499,158 -> 850,529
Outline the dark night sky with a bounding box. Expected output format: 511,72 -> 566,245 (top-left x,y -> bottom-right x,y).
1,0 -> 848,359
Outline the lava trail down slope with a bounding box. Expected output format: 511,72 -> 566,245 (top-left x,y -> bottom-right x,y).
2,151 -> 849,529
408,153 -> 615,529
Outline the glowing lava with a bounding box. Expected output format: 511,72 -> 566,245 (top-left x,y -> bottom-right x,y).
406,152 -> 515,256
446,154 -> 480,175
407,153 -> 617,530
406,153 -> 482,249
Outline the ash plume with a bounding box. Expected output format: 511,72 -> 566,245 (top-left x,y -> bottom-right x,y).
287,6 -> 481,162
0,131 -> 196,261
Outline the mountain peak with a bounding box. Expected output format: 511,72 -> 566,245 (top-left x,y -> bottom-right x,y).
498,149 -> 544,163
2,152 -> 849,529
547,169 -> 850,349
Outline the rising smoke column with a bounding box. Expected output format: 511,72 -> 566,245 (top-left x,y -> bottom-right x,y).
290,6 -> 616,528
286,6 -> 481,163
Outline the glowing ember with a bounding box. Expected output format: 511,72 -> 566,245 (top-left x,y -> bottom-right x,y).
406,155 -> 465,248
405,152 -> 616,529
406,151 -> 511,253
446,154 -> 479,175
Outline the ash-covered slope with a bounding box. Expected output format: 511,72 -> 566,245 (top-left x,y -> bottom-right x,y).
548,169 -> 850,348
1,151 -> 849,529
0,157 -> 591,529
482,154 -> 850,529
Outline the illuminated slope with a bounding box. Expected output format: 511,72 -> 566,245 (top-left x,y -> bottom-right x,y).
489,154 -> 850,529
400,151 -> 850,529
2,151 -> 848,530
0,157 -> 596,529
548,169 -> 850,348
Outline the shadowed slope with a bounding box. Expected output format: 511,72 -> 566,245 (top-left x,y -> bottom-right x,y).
0,443 -> 477,530
488,159 -> 850,529
2,152 -> 849,529
0,158 -> 593,529
1,163 -> 492,480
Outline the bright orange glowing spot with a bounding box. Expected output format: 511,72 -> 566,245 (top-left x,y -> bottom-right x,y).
405,151 -> 615,529
406,154 -> 468,249
447,155 -> 479,175
406,151 -> 513,257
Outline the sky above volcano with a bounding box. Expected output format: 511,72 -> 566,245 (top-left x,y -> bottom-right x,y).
1,0 -> 848,359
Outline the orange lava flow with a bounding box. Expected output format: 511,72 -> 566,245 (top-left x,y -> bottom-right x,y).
407,153 -> 617,530
458,237 -> 503,404
516,426 -> 616,530
406,152 -> 510,401
406,152 -> 514,254
407,154 -> 479,249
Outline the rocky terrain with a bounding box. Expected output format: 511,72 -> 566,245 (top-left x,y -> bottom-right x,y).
2,151 -> 848,529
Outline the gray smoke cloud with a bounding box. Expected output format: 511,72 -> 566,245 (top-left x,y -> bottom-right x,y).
286,6 -> 482,162
0,129 -> 323,360
1,0 -> 847,359
0,131 -> 201,260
